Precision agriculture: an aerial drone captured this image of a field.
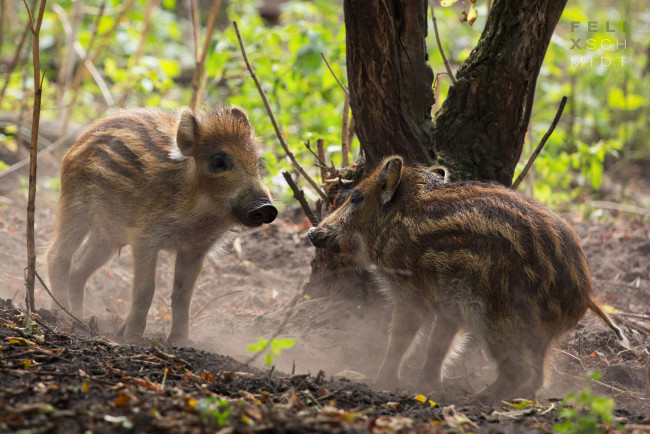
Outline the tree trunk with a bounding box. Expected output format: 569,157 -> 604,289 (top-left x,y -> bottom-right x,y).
434,0 -> 567,185
304,0 -> 567,299
344,0 -> 435,170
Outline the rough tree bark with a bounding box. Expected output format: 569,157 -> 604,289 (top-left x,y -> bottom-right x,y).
344,0 -> 435,169
434,0 -> 568,185
303,0 -> 567,299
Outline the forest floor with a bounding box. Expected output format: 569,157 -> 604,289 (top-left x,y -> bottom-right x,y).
0,158 -> 649,433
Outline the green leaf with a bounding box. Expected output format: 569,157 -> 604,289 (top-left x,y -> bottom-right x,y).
607,88 -> 644,110
158,59 -> 180,78
439,0 -> 461,6
271,338 -> 296,350
591,396 -> 615,420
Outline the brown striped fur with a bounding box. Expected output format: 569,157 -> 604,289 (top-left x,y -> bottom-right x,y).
47,106 -> 277,343
309,156 -> 628,402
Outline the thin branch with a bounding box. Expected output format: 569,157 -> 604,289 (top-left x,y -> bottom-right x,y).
24,0 -> 47,312
131,0 -> 162,67
314,139 -> 329,181
303,140 -> 329,171
79,53 -> 113,106
0,2 -> 34,105
615,312 -> 650,320
0,1 -> 5,59
320,52 -> 348,95
190,0 -> 221,112
190,290 -> 242,323
233,21 -> 326,200
0,106 -> 110,179
34,270 -> 89,331
59,0 -> 107,137
511,96 -> 567,189
552,365 -> 649,400
341,94 -> 351,166
589,201 -> 650,217
22,0 -> 35,32
52,1 -> 82,105
282,171 -> 318,226
430,1 -> 456,84
190,0 -> 200,63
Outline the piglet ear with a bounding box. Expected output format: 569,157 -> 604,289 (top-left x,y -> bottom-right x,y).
429,165 -> 449,183
176,108 -> 199,157
378,156 -> 403,206
230,106 -> 249,124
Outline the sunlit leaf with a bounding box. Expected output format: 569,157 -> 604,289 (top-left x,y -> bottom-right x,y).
467,4 -> 478,25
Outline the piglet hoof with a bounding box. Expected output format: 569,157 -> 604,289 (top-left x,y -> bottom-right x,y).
468,390 -> 500,407
373,374 -> 399,392
166,333 -> 192,348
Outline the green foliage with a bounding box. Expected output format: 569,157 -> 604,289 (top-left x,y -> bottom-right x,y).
197,397 -> 231,427
553,371 -> 622,434
428,0 -> 648,207
246,336 -> 296,366
1,0 -> 647,207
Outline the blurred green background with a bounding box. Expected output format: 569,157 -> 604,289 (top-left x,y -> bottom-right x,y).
0,0 -> 648,213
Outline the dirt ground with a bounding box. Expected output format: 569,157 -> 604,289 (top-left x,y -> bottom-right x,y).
0,157 -> 649,433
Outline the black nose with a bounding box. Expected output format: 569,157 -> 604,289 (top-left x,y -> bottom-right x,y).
308,226 -> 327,248
248,203 -> 278,225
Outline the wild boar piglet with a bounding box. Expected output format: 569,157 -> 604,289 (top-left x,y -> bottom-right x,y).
47,106 -> 277,343
309,156 -> 628,401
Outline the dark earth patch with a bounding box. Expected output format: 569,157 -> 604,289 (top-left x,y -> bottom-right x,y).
1,161 -> 649,432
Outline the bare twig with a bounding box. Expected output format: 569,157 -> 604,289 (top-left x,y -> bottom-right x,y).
131,0 -> 162,67
115,0 -> 162,107
341,94 -> 351,167
0,106 -> 110,179
552,365 -> 649,400
320,52 -> 348,95
233,21 -> 326,200
430,1 -> 456,84
303,140 -> 329,173
589,201 -> 650,217
189,0 -> 200,63
0,1 -> 5,58
23,0 -> 46,312
282,171 -> 318,226
34,270 -> 89,331
316,139 -> 328,182
347,116 -> 356,154
614,312 -> 650,320
511,96 -> 567,190
53,1 -> 82,109
0,1 -> 36,106
190,0 -> 221,112
59,0 -> 107,138
190,290 -> 243,322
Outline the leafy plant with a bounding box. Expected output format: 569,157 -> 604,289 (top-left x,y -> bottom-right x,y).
246,336 -> 296,366
553,371 -> 622,434
196,397 -> 231,427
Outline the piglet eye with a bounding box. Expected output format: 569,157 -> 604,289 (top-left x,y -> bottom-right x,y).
209,153 -> 228,173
